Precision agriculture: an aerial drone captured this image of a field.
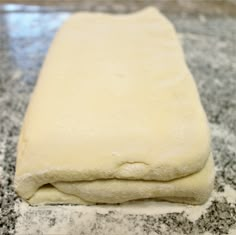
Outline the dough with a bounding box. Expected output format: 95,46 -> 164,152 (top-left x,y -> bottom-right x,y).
15,7 -> 214,205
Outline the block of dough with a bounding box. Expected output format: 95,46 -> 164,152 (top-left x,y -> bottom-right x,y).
14,7 -> 214,205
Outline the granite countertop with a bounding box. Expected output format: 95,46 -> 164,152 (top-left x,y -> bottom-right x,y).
0,2 -> 236,235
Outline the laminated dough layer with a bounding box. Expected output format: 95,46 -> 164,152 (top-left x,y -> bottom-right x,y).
14,8 -> 214,205
29,155 -> 214,205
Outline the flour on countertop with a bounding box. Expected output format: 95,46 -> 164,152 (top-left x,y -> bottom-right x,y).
15,186 -> 236,235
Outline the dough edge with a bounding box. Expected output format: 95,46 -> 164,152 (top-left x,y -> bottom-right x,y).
26,154 -> 214,205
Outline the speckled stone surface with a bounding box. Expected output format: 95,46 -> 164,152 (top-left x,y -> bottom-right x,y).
0,4 -> 236,235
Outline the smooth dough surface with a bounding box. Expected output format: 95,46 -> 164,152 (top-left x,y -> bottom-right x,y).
15,7 -> 214,205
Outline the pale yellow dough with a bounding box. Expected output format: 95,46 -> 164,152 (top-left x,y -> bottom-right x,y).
15,8 -> 214,205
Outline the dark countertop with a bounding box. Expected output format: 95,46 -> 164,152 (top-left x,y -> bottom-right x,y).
0,2 -> 236,235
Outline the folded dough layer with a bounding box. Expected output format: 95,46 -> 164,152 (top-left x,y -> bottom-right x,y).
28,155 -> 214,205
15,8 -> 214,205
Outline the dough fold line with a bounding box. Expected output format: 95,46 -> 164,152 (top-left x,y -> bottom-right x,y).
21,155 -> 214,205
